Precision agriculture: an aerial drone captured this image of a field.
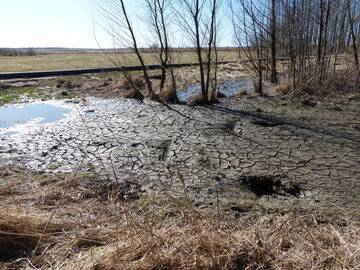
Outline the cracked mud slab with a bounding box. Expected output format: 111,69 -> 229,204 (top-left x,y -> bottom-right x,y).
1,96 -> 359,214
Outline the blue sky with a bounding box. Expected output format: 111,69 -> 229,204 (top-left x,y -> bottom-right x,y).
0,0 -> 232,49
0,0 -> 115,48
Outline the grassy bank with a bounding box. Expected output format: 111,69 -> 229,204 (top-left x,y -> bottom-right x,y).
0,166 -> 359,270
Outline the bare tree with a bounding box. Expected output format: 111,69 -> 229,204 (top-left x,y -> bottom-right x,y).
144,0 -> 179,102
230,0 -> 269,95
173,0 -> 220,103
98,0 -> 157,98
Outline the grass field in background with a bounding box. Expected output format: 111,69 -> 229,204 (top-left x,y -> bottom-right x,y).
0,50 -> 240,73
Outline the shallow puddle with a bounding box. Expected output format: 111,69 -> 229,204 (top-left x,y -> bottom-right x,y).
177,79 -> 275,103
177,79 -> 254,103
0,102 -> 72,135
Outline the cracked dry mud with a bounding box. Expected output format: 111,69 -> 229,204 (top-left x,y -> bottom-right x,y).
1,96 -> 360,214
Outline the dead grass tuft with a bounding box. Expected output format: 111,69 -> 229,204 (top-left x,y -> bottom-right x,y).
274,79 -> 293,95
252,79 -> 262,95
119,77 -> 146,101
93,212 -> 360,270
290,70 -> 359,97
122,88 -> 145,101
187,91 -> 218,106
159,83 -> 179,104
120,77 -> 145,91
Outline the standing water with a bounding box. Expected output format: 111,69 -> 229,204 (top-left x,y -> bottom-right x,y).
177,79 -> 255,103
0,102 -> 72,136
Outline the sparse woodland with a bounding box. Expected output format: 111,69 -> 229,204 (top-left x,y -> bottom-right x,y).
98,0 -> 359,100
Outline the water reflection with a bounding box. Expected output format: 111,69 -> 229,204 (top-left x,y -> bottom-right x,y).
0,102 -> 71,135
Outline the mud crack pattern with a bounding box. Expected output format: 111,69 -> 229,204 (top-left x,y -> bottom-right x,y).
1,97 -> 359,212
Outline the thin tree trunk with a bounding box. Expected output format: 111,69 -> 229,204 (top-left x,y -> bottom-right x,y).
119,0 -> 155,97
347,0 -> 360,72
270,0 -> 278,84
194,0 -> 207,101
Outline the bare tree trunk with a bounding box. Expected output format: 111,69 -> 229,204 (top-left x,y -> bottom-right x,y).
205,0 -> 217,99
347,0 -> 360,73
119,0 -> 156,98
257,61 -> 263,94
193,0 -> 207,101
317,0 -> 324,84
270,0 -> 278,84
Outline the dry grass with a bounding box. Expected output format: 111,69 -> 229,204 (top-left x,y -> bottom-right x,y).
159,83 -> 179,104
281,69 -> 360,98
0,166 -> 359,269
120,77 -> 145,91
187,92 -> 219,106
274,79 -> 293,95
0,50 -> 240,73
120,77 -> 145,101
252,79 -> 262,95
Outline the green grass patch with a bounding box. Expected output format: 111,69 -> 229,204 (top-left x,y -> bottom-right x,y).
0,86 -> 50,105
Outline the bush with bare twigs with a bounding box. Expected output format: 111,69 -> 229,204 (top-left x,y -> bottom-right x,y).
289,70 -> 359,97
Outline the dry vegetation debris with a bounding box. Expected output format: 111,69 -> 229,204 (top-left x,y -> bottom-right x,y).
0,166 -> 359,270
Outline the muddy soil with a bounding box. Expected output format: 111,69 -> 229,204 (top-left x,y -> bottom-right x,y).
0,63 -> 359,216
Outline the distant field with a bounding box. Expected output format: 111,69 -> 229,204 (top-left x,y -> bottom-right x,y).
0,50 -> 239,73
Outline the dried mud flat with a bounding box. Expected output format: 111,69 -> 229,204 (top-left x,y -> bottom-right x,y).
1,90 -> 360,214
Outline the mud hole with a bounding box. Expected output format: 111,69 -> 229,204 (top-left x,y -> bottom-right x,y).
240,175 -> 301,197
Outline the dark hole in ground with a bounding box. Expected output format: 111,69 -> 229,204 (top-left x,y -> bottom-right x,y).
240,176 -> 282,196
240,176 -> 302,197
0,233 -> 38,262
251,120 -> 281,127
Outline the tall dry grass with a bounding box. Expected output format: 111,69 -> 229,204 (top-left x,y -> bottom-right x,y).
0,166 -> 359,270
